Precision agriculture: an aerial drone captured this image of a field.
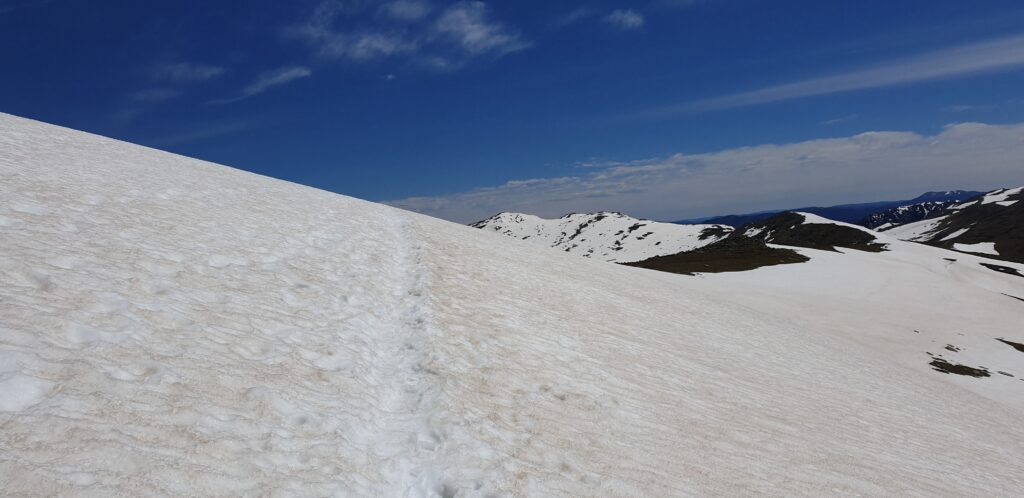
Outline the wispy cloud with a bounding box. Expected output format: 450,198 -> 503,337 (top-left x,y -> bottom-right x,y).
287,1 -> 420,61
643,33 -> 1024,115
943,104 -> 996,113
286,0 -> 527,69
212,66 -> 312,104
433,1 -> 528,55
381,0 -> 432,22
152,62 -> 226,84
604,9 -> 645,30
819,114 -> 859,126
388,122 -> 1024,223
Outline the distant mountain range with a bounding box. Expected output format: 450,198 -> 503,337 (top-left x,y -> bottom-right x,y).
471,187 -> 1022,270
861,200 -> 961,230
676,190 -> 983,228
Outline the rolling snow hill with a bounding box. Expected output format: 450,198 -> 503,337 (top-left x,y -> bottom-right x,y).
887,187 -> 1024,263
3,113 -> 1024,496
470,211 -> 731,263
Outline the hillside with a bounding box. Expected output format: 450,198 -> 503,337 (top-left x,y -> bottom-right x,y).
887,187 -> 1024,263
470,211 -> 731,263
2,113 -> 1024,496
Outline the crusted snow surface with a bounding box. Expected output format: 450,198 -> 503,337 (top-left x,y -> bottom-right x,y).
953,242 -> 1000,255
3,113 -> 1024,496
471,211 -> 731,263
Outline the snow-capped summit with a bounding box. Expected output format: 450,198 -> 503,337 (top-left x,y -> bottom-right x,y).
470,211 -> 731,263
2,113 -> 1024,496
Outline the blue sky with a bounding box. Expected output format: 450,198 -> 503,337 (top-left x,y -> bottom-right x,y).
3,0 -> 1024,222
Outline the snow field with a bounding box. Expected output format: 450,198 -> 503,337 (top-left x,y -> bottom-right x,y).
2,113 -> 1024,496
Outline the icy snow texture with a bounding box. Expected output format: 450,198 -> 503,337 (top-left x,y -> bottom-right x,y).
2,113 -> 1024,496
471,211 -> 730,263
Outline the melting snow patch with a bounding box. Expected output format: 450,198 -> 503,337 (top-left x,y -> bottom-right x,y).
940,228 -> 970,241
980,187 -> 1023,205
953,242 -> 999,255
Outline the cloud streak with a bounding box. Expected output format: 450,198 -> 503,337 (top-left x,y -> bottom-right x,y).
211,66 -> 312,104
648,33 -> 1024,115
604,9 -> 645,30
152,62 -> 226,84
388,122 -> 1024,223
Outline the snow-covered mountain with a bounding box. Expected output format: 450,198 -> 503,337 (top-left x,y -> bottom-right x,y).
860,200 -> 963,230
470,211 -> 732,263
685,190 -> 981,228
887,187 -> 1024,263
3,113 -> 1024,496
629,211 -> 890,274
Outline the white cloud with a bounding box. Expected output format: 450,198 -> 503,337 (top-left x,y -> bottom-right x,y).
152,62 -> 226,84
382,0 -> 431,22
327,31 -> 419,60
212,66 -> 312,104
287,2 -> 415,61
286,0 -> 526,67
604,9 -> 645,30
388,122 -> 1024,223
433,1 -> 528,55
656,33 -> 1024,114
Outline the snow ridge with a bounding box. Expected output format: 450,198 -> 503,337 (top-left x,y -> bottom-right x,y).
471,211 -> 731,263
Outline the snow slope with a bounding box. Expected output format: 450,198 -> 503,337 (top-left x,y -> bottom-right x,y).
470,211 -> 731,263
886,215 -> 950,241
3,113 -> 1024,496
